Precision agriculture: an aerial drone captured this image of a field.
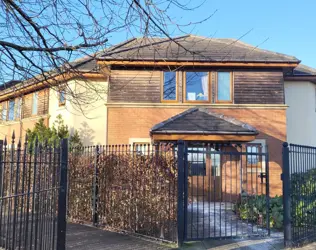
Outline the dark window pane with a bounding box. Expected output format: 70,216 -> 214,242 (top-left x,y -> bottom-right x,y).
185,72 -> 208,101
163,72 -> 176,100
217,72 -> 231,101
8,100 -> 15,121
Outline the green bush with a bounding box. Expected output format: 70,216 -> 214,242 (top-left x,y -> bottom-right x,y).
291,168 -> 316,227
234,195 -> 283,229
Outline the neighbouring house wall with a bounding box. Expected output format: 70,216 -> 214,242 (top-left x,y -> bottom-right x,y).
285,81 -> 316,146
49,79 -> 108,145
107,107 -> 286,197
0,88 -> 49,143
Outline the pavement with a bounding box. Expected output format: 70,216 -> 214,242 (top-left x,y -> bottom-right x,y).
66,223 -> 316,250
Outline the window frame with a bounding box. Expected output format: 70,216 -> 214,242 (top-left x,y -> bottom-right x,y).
161,71 -> 178,103
58,88 -> 66,106
183,71 -> 210,103
215,71 -> 234,103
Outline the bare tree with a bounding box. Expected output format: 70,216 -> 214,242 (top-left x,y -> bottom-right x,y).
0,0 -> 210,111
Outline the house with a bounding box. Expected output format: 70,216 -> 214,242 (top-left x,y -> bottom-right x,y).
0,58 -> 108,145
99,35 -> 301,197
284,64 -> 316,146
0,35 -> 310,197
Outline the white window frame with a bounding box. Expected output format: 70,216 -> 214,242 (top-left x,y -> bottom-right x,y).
129,138 -> 152,155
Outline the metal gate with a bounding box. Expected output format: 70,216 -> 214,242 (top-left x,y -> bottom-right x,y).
0,134 -> 68,250
178,142 -> 270,242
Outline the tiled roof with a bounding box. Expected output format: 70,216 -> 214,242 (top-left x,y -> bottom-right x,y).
292,64 -> 316,76
151,108 -> 258,135
99,35 -> 300,63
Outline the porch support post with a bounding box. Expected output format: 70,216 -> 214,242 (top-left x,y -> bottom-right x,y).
282,142 -> 292,248
177,140 -> 185,247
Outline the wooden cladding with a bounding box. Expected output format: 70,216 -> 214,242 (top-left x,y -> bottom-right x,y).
234,71 -> 284,104
109,70 -> 161,103
108,69 -> 285,105
21,89 -> 49,119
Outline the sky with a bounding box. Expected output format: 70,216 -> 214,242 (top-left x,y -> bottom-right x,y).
109,0 -> 316,68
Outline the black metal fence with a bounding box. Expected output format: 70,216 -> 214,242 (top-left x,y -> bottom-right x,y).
67,143 -> 178,242
177,142 -> 270,244
283,143 -> 316,247
0,134 -> 68,250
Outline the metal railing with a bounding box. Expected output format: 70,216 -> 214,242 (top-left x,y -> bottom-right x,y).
67,143 -> 178,242
283,143 -> 316,248
0,134 -> 68,250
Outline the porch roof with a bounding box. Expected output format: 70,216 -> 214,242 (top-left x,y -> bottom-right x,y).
150,108 -> 258,141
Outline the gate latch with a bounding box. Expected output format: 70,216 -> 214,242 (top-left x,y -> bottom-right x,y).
258,173 -> 267,183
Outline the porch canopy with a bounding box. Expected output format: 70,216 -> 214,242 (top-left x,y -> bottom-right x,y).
150,108 -> 258,142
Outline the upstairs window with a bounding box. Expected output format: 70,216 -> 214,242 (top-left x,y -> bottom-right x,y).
8,99 -> 15,121
16,98 -> 22,120
185,72 -> 209,102
1,102 -> 7,121
59,89 -> 66,106
162,71 -> 177,101
216,72 -> 232,103
32,92 -> 38,115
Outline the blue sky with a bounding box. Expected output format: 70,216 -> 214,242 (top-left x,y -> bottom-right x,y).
110,0 -> 316,68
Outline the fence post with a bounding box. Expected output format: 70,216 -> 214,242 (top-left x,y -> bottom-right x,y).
177,140 -> 185,247
57,138 -> 68,250
282,142 -> 292,248
93,145 -> 99,226
265,145 -> 270,236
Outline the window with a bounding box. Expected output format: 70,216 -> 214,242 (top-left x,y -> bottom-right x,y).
59,89 -> 66,106
129,138 -> 152,155
246,139 -> 266,173
247,145 -> 259,165
32,92 -> 38,115
162,72 -> 177,101
8,99 -> 15,121
216,72 -> 232,102
188,147 -> 206,176
185,72 -> 209,102
16,98 -> 22,120
1,102 -> 7,121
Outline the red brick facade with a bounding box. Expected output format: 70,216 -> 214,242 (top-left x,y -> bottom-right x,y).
107,106 -> 286,196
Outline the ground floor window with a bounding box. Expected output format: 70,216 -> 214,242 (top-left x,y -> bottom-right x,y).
246,139 -> 266,173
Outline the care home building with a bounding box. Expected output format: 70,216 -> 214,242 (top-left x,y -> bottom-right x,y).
0,34 -> 312,196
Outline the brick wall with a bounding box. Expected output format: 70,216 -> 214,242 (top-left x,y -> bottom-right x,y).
107,107 -> 286,196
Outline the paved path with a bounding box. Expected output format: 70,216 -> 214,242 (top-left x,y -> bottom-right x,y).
66,223 -> 316,250
66,223 -> 172,250
187,202 -> 267,239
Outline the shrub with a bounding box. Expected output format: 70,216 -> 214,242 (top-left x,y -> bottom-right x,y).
234,195 -> 283,229
67,149 -> 178,240
291,168 -> 316,227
